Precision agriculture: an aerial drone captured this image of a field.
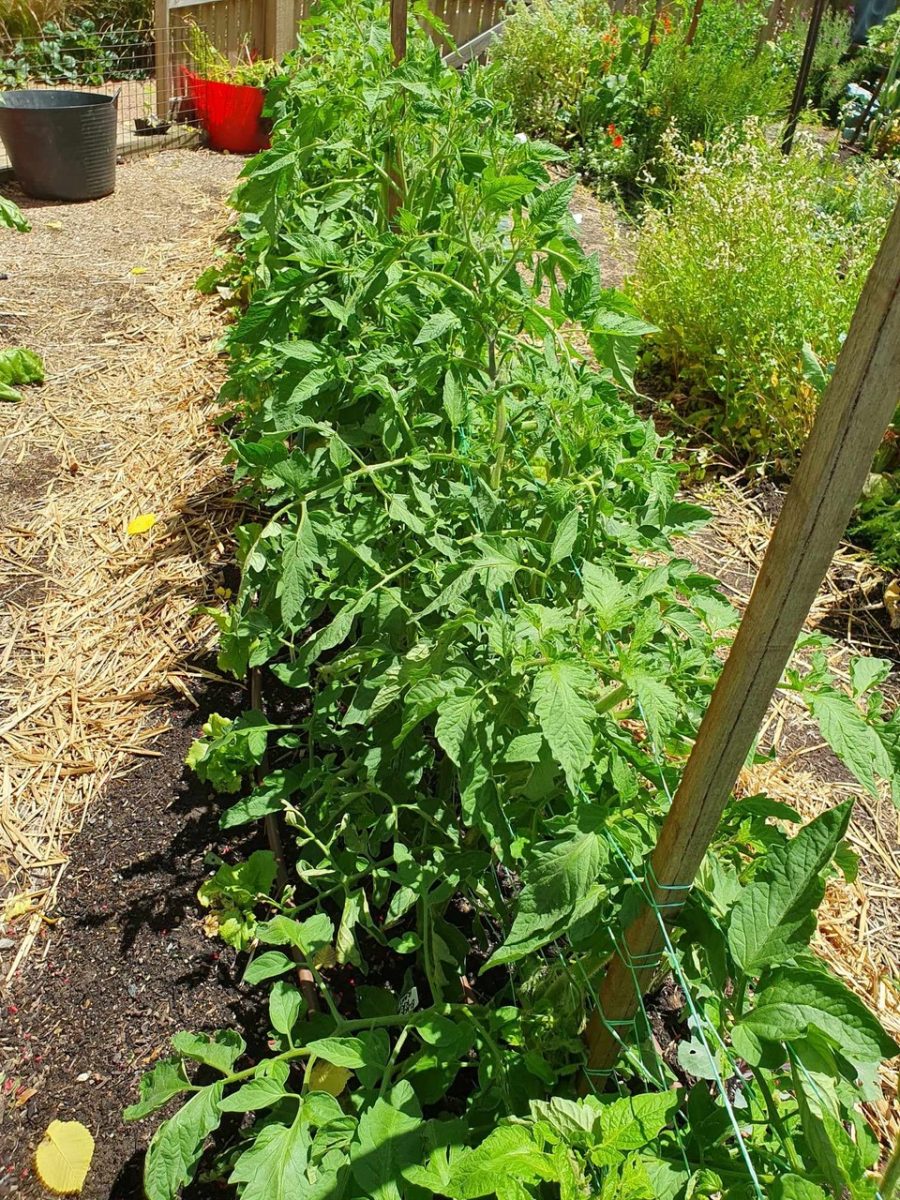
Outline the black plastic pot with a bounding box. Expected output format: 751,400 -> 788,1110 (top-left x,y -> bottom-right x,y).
0,89 -> 117,202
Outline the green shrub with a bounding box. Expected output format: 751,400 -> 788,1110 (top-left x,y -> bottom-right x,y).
0,0 -> 151,42
636,0 -> 789,167
632,123 -> 897,463
487,0 -> 620,141
852,415 -> 900,569
490,0 -> 790,195
0,18 -> 153,84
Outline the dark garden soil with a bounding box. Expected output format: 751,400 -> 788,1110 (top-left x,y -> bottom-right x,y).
0,679 -> 260,1200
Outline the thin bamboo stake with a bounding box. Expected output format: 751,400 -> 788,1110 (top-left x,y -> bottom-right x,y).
584,199 -> 900,1079
782,0 -> 827,154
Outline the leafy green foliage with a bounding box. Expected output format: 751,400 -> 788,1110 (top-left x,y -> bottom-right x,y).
632,125 -> 897,463
0,194 -> 30,233
489,0 -> 790,194
0,346 -> 43,402
127,4 -> 898,1197
0,18 -> 152,86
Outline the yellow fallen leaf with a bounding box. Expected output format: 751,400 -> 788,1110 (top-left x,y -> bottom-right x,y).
130,266 -> 148,275
34,1120 -> 94,1195
127,513 -> 157,536
309,1060 -> 351,1096
46,221 -> 63,231
3,895 -> 33,921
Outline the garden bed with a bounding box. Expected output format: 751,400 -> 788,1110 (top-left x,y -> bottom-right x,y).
0,44 -> 897,1197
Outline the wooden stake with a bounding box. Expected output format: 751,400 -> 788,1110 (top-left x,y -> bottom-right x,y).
584,199 -> 900,1080
387,0 -> 408,224
155,0 -> 171,121
782,0 -> 827,154
391,0 -> 408,62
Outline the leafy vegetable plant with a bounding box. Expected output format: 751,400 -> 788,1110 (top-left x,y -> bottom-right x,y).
126,4 -> 899,1197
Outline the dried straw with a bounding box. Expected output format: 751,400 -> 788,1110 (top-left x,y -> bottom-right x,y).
0,149 -> 242,978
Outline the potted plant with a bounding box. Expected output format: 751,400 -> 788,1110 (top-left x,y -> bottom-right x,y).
181,23 -> 278,155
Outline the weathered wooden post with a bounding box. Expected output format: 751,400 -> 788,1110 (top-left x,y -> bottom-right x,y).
584,200 -> 900,1079
391,0 -> 408,61
155,0 -> 171,120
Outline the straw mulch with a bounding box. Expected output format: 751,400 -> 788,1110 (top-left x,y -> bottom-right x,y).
685,475 -> 900,1149
0,149 -> 242,979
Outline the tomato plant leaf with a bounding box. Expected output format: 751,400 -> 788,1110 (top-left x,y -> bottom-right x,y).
143,1082 -> 224,1200
727,801 -> 853,975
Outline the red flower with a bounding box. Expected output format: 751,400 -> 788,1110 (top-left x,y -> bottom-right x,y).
612,134 -> 624,149
607,123 -> 617,136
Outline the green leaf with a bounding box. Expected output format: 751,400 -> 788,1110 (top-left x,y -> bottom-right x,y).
124,1058 -> 192,1122
443,370 -> 466,427
220,767 -> 303,830
483,175 -> 536,211
727,801 -> 853,974
531,660 -> 595,791
350,1099 -> 423,1200
229,1116 -> 311,1199
800,342 -> 828,395
529,174 -> 577,230
0,347 -> 43,389
549,509 -> 579,566
597,1091 -> 680,1152
171,1030 -> 245,1075
737,966 -> 898,1063
243,950 -> 295,985
269,980 -> 304,1036
306,1037 -> 367,1068
485,833 -> 603,968
219,1072 -> 288,1114
415,310 -> 458,345
582,562 -> 633,631
623,668 -> 678,744
676,1038 -> 720,1081
435,691 -> 477,766
805,689 -> 896,798
143,1081 -> 224,1200
772,1174 -> 827,1200
336,891 -> 363,966
794,1063 -> 874,1198
255,913 -> 333,954
281,513 -> 318,622
0,193 -> 30,232
447,1126 -> 554,1199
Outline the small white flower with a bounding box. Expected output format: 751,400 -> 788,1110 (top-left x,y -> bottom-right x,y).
514,131 -> 528,144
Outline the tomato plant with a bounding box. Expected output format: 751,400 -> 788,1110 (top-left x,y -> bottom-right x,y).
126,5 -> 899,1197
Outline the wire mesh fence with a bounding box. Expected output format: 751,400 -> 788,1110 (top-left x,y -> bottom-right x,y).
0,26 -> 202,174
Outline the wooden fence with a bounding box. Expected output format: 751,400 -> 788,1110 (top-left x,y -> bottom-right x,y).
154,0 -> 506,116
